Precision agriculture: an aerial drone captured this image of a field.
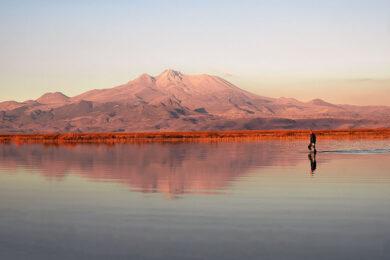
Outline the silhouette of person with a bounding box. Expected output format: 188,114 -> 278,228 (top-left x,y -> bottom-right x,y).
308,152 -> 317,175
308,130 -> 316,152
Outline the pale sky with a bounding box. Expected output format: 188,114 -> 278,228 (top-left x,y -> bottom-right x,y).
0,0 -> 389,105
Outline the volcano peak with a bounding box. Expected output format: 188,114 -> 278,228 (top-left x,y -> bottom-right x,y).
158,69 -> 183,80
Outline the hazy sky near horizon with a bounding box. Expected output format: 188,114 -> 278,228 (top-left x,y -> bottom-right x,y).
1,0 -> 389,105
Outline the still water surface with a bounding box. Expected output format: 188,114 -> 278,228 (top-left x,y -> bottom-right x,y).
0,140 -> 390,259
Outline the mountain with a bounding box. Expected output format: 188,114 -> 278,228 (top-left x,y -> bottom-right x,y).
1,69 -> 389,133
36,92 -> 70,105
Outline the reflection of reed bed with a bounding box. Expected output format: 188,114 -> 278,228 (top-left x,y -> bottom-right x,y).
0,129 -> 389,144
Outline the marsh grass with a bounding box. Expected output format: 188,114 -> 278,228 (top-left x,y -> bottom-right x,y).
1,129 -> 389,145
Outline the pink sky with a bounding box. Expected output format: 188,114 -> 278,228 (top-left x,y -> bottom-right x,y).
0,0 -> 389,106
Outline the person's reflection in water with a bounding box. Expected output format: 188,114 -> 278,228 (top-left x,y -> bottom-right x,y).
308,151 -> 317,175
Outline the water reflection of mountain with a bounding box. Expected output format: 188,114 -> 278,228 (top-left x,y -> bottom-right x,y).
0,142 -> 300,195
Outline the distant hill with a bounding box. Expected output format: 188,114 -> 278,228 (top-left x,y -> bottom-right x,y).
1,69 -> 390,133
36,92 -> 70,105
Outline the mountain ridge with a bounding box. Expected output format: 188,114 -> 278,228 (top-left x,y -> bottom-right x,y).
1,70 -> 389,133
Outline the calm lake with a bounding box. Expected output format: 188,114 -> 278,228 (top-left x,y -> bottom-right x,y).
1,140 -> 390,259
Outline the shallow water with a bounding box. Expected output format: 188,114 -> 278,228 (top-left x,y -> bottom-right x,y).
320,148 -> 390,154
0,139 -> 390,259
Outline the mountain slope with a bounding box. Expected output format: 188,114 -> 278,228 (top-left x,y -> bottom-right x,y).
37,92 -> 70,105
1,70 -> 389,133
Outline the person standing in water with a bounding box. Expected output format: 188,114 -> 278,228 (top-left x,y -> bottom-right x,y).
308,130 -> 316,152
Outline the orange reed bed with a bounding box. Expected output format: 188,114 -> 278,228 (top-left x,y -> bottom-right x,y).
0,129 -> 389,145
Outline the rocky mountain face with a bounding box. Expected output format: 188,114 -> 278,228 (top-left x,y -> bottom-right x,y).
1,70 -> 389,133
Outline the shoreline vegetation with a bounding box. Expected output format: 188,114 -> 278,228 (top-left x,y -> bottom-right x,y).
0,129 -> 390,145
